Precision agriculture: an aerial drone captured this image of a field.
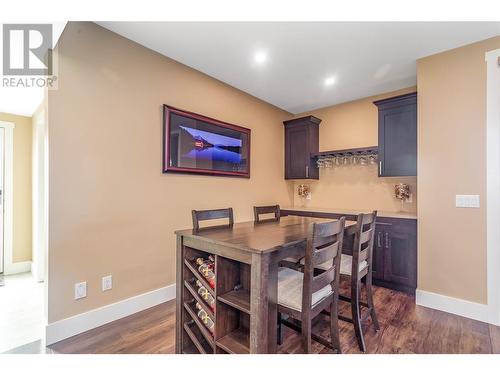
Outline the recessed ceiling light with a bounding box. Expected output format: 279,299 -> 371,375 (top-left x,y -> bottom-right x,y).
254,51 -> 267,64
324,76 -> 336,86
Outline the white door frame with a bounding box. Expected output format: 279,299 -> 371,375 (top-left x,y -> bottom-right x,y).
486,48 -> 500,326
32,109 -> 48,282
0,121 -> 14,275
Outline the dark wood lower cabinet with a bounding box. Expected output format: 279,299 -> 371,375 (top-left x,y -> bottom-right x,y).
281,209 -> 417,294
373,218 -> 417,294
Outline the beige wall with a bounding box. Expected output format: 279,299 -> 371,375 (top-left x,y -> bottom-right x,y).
290,87 -> 417,214
417,36 -> 500,304
0,112 -> 32,263
47,22 -> 292,322
47,21 -> 500,323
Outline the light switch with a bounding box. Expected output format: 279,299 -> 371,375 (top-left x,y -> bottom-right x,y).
455,195 -> 480,208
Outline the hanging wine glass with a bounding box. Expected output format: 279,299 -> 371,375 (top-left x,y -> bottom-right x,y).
351,154 -> 359,165
342,153 -> 350,165
316,157 -> 324,168
359,153 -> 368,165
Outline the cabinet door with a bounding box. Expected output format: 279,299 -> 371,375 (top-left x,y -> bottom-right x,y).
383,227 -> 417,288
285,126 -> 309,179
378,99 -> 417,177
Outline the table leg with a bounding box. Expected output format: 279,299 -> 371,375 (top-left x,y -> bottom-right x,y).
268,258 -> 278,353
250,252 -> 278,353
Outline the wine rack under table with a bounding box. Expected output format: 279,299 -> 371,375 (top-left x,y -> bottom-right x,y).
180,246 -> 251,354
175,217 -> 337,354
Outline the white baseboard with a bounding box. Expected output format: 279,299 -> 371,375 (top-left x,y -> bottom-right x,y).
3,261 -> 32,275
416,289 -> 489,323
45,283 -> 176,345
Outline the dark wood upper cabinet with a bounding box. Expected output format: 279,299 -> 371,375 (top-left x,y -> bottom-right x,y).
374,92 -> 417,177
283,116 -> 321,180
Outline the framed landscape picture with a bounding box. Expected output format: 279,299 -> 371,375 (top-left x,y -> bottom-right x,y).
163,105 -> 251,178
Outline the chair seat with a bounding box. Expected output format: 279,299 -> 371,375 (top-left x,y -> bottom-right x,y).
277,267 -> 333,312
340,254 -> 368,276
282,256 -> 303,264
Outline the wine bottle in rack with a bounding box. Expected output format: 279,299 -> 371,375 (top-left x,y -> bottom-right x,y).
195,257 -> 216,289
195,302 -> 215,335
195,280 -> 216,312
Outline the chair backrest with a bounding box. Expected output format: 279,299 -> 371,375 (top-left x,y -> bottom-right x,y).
253,205 -> 280,223
351,211 -> 377,278
302,217 -> 346,313
191,208 -> 234,231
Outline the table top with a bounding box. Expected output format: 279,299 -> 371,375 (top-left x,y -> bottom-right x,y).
175,216 -> 356,254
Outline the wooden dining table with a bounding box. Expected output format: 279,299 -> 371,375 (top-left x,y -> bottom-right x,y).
175,216 -> 356,354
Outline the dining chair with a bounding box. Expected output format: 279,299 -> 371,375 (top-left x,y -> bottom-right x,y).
277,217 -> 345,353
253,205 -> 280,223
338,211 -> 379,352
191,208 -> 234,231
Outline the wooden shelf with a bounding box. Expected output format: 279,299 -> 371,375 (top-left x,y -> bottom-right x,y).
183,302 -> 214,345
217,290 -> 250,315
184,281 -> 216,321
183,322 -> 211,354
184,259 -> 215,298
216,328 -> 249,354
312,146 -> 378,158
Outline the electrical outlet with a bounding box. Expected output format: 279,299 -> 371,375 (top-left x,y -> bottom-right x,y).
102,275 -> 112,291
455,194 -> 480,208
74,282 -> 87,300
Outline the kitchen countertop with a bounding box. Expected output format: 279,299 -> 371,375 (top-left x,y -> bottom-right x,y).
281,206 -> 417,220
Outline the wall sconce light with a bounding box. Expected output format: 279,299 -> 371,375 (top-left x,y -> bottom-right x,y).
297,184 -> 311,200
395,183 -> 410,211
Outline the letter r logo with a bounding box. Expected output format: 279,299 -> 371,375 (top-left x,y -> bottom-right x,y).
3,24 -> 52,75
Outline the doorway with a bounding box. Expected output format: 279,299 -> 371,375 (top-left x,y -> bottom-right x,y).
0,121 -> 13,277
0,117 -> 45,353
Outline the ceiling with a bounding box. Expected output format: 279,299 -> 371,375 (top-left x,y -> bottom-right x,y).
99,22 -> 500,114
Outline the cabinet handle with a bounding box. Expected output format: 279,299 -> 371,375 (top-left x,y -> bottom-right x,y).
377,232 -> 382,248
305,165 -> 309,178
385,232 -> 390,249
379,161 -> 383,175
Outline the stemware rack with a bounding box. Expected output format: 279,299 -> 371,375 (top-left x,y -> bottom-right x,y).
312,146 -> 378,167
312,146 -> 378,159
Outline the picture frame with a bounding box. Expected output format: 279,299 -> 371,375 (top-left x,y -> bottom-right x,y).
162,105 -> 251,178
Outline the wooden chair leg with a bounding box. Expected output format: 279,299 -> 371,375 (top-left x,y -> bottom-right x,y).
277,312 -> 283,345
302,317 -> 312,353
351,281 -> 366,352
365,277 -> 380,331
330,297 -> 341,354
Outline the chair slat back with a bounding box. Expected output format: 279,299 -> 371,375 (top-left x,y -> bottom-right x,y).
351,211 -> 377,274
192,208 -> 234,231
253,205 -> 280,223
312,241 -> 339,266
302,218 -> 345,312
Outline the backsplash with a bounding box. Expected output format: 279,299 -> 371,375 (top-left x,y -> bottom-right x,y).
290,164 -> 417,213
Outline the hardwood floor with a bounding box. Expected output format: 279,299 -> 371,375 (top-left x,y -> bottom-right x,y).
29,285 -> 500,354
